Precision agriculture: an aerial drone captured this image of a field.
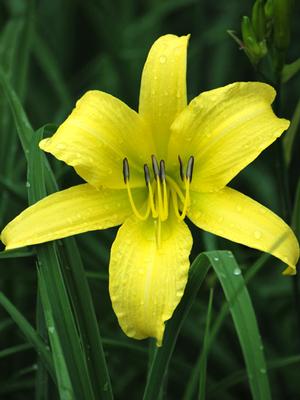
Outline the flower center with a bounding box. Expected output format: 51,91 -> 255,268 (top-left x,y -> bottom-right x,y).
122,154 -> 194,224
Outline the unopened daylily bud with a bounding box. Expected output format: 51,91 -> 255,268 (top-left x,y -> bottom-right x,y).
241,16 -> 264,64
252,0 -> 266,41
264,0 -> 274,20
273,0 -> 293,50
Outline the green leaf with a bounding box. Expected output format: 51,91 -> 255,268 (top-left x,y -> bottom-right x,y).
143,251 -> 271,400
209,353 -> 300,396
37,268 -> 74,400
28,128 -> 113,398
142,253 -> 210,400
209,251 -> 271,400
0,66 -> 33,156
0,66 -> 113,399
0,249 -> 35,259
0,292 -> 55,380
0,343 -> 32,359
292,177 -> 300,240
283,96 -> 300,166
198,288 -> 214,399
33,35 -> 72,107
282,58 -> 300,83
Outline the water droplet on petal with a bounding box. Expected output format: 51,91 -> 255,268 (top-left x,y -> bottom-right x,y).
254,230 -> 262,239
56,143 -> 66,150
159,55 -> 167,64
218,216 -> 224,223
236,205 -> 242,212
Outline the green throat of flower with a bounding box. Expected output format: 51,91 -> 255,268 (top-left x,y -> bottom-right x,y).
123,155 -> 194,226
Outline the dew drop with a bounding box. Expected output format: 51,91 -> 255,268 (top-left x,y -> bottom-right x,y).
25,181 -> 31,188
159,55 -> 167,64
236,205 -> 242,212
233,267 -> 241,276
254,230 -> 262,239
260,367 -> 266,374
217,216 -> 224,223
176,91 -> 181,98
48,326 -> 55,334
56,143 -> 66,150
213,256 -> 219,262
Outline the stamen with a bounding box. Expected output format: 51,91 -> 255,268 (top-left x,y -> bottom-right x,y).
179,178 -> 190,220
178,155 -> 184,181
144,163 -> 151,185
123,157 -> 130,183
151,155 -> 160,180
159,160 -> 166,182
186,156 -> 194,182
123,158 -> 150,220
144,164 -> 158,218
156,175 -> 165,220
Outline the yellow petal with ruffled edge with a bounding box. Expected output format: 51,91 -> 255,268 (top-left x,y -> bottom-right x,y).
109,212 -> 192,345
1,184 -> 146,250
168,82 -> 289,192
188,187 -> 299,275
40,91 -> 154,189
139,34 -> 189,159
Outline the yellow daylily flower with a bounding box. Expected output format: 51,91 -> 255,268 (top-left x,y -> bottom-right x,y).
1,34 -> 299,345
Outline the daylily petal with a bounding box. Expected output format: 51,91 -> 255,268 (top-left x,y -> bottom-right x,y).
109,212 -> 192,345
168,82 -> 289,192
1,184 -> 146,249
40,91 -> 154,189
139,34 -> 189,159
188,187 -> 299,275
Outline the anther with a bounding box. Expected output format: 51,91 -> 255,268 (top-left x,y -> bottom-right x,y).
159,160 -> 166,182
123,158 -> 130,183
186,156 -> 194,182
144,164 -> 151,185
151,155 -> 160,180
178,155 -> 184,181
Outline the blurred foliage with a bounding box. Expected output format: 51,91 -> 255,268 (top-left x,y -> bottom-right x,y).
0,0 -> 300,399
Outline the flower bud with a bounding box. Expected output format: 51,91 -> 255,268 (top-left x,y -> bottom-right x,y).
252,0 -> 266,41
241,16 -> 266,64
273,0 -> 293,51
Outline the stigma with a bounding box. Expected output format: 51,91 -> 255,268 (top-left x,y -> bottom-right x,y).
122,155 -> 194,224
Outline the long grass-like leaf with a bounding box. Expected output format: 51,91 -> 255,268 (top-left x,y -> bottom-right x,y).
1,64 -> 113,399
208,251 -> 271,400
0,292 -> 54,380
37,268 -> 74,399
142,253 -> 210,400
143,251 -> 270,400
198,288 -> 214,399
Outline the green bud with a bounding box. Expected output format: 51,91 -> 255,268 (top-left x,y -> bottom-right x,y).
273,0 -> 293,50
264,0 -> 274,20
252,0 -> 266,41
241,16 -> 263,64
